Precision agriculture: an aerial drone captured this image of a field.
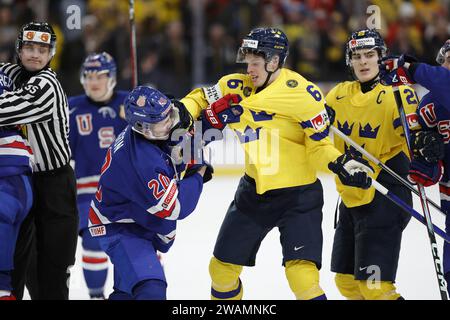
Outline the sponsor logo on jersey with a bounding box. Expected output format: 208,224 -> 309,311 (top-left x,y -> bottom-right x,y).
310,111 -> 328,131
406,113 -> 420,129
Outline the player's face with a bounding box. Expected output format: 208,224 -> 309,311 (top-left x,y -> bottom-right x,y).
442,51 -> 450,70
351,48 -> 380,83
143,115 -> 174,140
245,54 -> 274,87
19,42 -> 52,72
84,73 -> 110,101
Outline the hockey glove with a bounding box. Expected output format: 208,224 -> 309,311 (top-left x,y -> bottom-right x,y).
201,94 -> 243,131
183,147 -> 214,183
167,99 -> 194,147
328,152 -> 374,189
408,159 -> 443,187
410,130 -> 445,163
379,54 -> 418,86
325,104 -> 335,125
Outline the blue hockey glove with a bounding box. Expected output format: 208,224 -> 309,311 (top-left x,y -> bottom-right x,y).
325,104 -> 335,125
201,94 -> 243,131
379,54 -> 418,86
408,159 -> 443,187
329,152 -> 374,189
410,130 -> 445,163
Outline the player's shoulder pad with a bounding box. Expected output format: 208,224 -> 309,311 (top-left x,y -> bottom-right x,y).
68,94 -> 87,106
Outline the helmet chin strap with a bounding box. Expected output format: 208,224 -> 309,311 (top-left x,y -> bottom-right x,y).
258,62 -> 278,91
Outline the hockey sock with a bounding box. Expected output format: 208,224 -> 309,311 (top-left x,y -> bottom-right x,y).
0,290 -> 11,298
133,279 -> 167,300
285,260 -> 326,300
358,281 -> 401,300
82,249 -> 108,298
209,257 -> 243,300
334,273 -> 364,300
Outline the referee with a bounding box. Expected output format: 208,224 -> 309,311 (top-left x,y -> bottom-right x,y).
0,22 -> 78,299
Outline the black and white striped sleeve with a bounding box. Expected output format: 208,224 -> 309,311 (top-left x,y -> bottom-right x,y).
0,75 -> 55,125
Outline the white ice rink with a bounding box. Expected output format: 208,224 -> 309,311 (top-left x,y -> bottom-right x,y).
22,174 -> 445,300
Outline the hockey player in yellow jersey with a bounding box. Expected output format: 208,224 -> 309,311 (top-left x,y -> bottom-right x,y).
325,29 -> 418,300
181,27 -> 373,300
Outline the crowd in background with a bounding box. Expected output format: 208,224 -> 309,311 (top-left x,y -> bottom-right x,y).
0,0 -> 449,97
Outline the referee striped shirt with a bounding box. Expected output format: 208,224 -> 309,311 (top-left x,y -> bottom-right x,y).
0,63 -> 71,172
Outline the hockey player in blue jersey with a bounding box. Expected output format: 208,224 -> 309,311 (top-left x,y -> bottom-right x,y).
0,71 -> 33,300
68,52 -> 128,299
88,86 -> 211,300
380,40 -> 450,294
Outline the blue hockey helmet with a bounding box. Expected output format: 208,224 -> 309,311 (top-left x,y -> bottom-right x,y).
80,52 -> 117,101
236,27 -> 289,67
125,86 -> 181,140
436,39 -> 450,65
80,52 -> 117,83
345,29 -> 387,67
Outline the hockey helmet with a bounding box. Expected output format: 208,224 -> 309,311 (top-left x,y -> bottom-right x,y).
236,27 -> 289,67
124,86 -> 181,140
16,22 -> 57,57
345,29 -> 387,67
80,52 -> 117,101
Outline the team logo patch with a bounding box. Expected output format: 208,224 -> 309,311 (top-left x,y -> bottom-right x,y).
158,97 -> 167,106
23,31 -> 51,44
137,95 -> 146,107
40,33 -> 49,42
243,86 -> 252,97
286,79 -> 298,88
25,31 -> 35,40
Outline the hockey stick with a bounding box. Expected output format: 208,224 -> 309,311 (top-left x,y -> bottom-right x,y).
371,179 -> 450,243
393,86 -> 448,300
330,125 -> 446,216
129,0 -> 138,88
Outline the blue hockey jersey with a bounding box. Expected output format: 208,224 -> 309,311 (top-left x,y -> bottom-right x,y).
413,63 -> 450,107
88,126 -> 204,252
417,87 -> 450,201
68,91 -> 128,203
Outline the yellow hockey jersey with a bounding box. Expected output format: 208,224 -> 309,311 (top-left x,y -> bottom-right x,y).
181,68 -> 342,194
326,81 -> 420,207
